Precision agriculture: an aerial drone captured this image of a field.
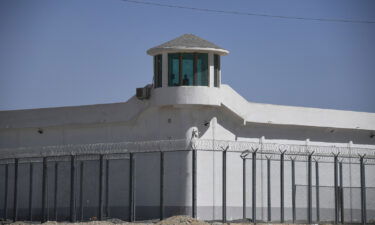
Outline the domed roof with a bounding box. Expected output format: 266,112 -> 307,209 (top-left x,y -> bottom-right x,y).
147,34 -> 229,56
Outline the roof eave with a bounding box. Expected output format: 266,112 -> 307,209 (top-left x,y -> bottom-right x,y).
147,47 -> 229,56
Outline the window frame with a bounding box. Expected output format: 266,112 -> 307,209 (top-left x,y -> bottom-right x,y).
214,54 -> 220,87
168,53 -> 208,87
153,54 -> 162,88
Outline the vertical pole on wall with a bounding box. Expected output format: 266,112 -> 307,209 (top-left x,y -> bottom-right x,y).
291,158 -> 296,224
105,159 -> 110,218
99,155 -> 104,220
79,161 -> 84,221
222,147 -> 228,223
334,154 -> 339,224
280,150 -> 286,223
267,157 -> 271,222
13,158 -> 19,222
307,153 -> 313,224
160,151 -> 164,220
252,149 -> 258,223
29,163 -> 33,221
242,157 -> 246,220
360,155 -> 366,225
129,153 -> 136,222
54,162 -> 58,221
42,157 -> 48,223
315,160 -> 320,223
192,149 -> 197,219
70,155 -> 76,222
339,161 -> 344,224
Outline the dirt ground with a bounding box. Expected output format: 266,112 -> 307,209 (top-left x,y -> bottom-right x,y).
4,216 -> 210,225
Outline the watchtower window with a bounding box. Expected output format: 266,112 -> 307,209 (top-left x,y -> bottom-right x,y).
214,54 -> 220,87
168,53 -> 180,86
154,54 -> 162,88
168,53 -> 208,87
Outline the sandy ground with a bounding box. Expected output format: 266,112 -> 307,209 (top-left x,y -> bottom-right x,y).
3,216 -> 209,225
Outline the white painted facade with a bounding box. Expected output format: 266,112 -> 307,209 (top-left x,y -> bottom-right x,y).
0,34 -> 375,222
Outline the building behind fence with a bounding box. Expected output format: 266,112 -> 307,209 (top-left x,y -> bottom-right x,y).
0,139 -> 374,224
1,34 -> 375,224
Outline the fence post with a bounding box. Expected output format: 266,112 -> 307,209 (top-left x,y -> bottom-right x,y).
42,157 -> 48,222
240,150 -> 250,221
360,155 -> 366,225
280,150 -> 286,223
129,153 -> 136,222
160,152 -> 164,220
315,160 -> 320,223
70,155 -> 76,222
192,149 -> 197,219
252,148 -> 258,223
105,159 -> 110,218
291,158 -> 296,223
79,161 -> 84,221
222,147 -> 228,223
333,153 -> 339,224
242,157 -> 247,220
29,163 -> 33,221
307,152 -> 313,224
54,162 -> 58,221
267,156 -> 271,222
13,159 -> 19,222
339,161 -> 344,224
4,164 -> 8,220
99,155 -> 104,220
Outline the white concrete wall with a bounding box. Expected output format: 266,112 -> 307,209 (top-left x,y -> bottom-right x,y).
1,83 -> 375,221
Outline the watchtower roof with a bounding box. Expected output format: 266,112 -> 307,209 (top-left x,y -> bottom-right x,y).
147,34 -> 229,56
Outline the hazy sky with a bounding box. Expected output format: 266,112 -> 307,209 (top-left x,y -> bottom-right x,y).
1,0 -> 375,112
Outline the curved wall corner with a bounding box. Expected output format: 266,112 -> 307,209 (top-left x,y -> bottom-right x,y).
150,86 -> 221,107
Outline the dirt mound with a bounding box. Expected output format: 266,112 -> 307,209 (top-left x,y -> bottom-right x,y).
156,216 -> 209,225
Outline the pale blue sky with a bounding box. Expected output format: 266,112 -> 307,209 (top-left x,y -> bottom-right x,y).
0,0 -> 374,112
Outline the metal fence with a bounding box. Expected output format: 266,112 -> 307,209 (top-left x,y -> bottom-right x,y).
0,139 -> 374,223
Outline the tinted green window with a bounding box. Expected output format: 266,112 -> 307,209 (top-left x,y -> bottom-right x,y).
214,54 -> 220,87
182,53 -> 194,86
197,53 -> 208,86
168,53 -> 209,87
154,55 -> 162,88
168,53 -> 180,86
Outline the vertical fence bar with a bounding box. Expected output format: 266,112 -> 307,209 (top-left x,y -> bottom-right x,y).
129,153 -> 135,222
339,161 -> 344,224
70,155 -> 76,222
307,153 -> 312,224
42,157 -> 48,222
54,162 -> 58,221
160,152 -> 164,220
13,159 -> 19,222
252,150 -> 257,223
243,157 -> 246,220
222,148 -> 227,223
4,164 -> 8,220
291,159 -> 296,223
280,151 -> 285,223
360,156 -> 366,225
105,159 -> 110,218
79,161 -> 84,221
267,157 -> 271,222
192,149 -> 197,219
29,163 -> 33,221
315,160 -> 320,223
99,155 -> 104,220
334,154 -> 339,224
